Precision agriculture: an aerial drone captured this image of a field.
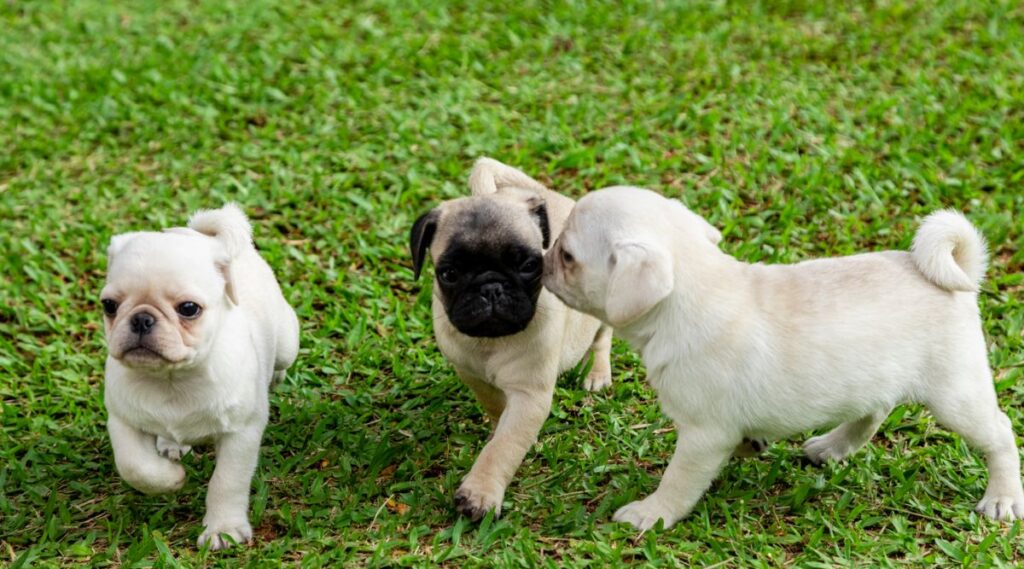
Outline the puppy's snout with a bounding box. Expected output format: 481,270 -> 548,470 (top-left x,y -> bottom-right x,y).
130,311 -> 157,335
480,282 -> 504,302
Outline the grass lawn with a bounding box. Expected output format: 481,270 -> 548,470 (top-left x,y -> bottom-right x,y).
2,0 -> 1024,566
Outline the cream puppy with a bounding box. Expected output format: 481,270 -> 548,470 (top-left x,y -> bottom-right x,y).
544,186 -> 1024,530
101,204 -> 299,549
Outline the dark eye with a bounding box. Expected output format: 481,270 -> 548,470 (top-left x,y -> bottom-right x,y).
176,302 -> 202,319
520,258 -> 540,274
101,299 -> 119,316
561,249 -> 574,264
439,268 -> 459,284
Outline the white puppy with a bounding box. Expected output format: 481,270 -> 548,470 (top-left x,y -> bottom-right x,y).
544,186 -> 1024,530
101,204 -> 299,549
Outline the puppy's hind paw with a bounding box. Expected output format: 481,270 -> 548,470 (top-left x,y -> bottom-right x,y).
803,433 -> 854,465
156,436 -> 191,461
198,520 -> 253,550
976,493 -> 1024,521
272,369 -> 287,385
733,437 -> 769,458
583,369 -> 612,392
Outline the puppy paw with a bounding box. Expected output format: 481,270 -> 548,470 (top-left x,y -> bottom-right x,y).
272,370 -> 287,385
584,369 -> 612,392
803,433 -> 854,465
156,436 -> 191,461
198,519 -> 253,550
612,496 -> 680,531
454,478 -> 504,521
120,457 -> 186,495
976,493 -> 1024,521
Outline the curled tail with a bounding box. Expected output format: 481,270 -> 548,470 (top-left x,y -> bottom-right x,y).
188,203 -> 253,258
468,157 -> 549,196
910,210 -> 987,292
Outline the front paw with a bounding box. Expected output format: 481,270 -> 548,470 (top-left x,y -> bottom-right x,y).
198,519 -> 253,551
454,477 -> 504,521
156,436 -> 191,461
584,369 -> 612,392
976,493 -> 1024,521
121,461 -> 186,495
613,496 -> 680,531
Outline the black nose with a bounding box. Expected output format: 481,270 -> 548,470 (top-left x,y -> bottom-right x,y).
130,312 -> 157,335
480,282 -> 504,302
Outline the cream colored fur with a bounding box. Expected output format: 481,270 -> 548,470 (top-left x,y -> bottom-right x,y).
102,204 -> 299,549
543,186 -> 1023,530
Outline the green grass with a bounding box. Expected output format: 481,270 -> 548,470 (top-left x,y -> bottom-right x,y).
2,0 -> 1024,566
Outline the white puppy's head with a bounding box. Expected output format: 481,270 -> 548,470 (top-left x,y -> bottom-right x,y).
543,187 -> 722,328
100,229 -> 237,371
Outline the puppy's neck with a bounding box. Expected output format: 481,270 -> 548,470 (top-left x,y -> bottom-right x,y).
118,363 -> 205,385
111,344 -> 218,384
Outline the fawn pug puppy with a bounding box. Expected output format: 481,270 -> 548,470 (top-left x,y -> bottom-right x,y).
544,186 -> 1024,530
409,158 -> 614,520
101,204 -> 299,549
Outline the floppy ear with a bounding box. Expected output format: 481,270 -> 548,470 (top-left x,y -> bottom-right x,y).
410,209 -> 439,280
525,195 -> 551,249
671,200 -> 721,245
216,258 -> 239,306
107,232 -> 141,261
698,217 -> 722,245
605,240 -> 674,327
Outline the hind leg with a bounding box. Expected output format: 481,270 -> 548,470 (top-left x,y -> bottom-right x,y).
804,409 -> 891,465
584,324 -> 613,392
926,382 -> 1024,520
273,305 -> 300,376
156,436 -> 192,461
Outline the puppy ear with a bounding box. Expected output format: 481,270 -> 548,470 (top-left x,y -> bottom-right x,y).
469,157 -> 548,196
215,257 -> 239,306
699,217 -> 722,245
605,240 -> 674,327
107,232 -> 141,261
671,200 -> 722,245
410,209 -> 440,280
525,195 -> 551,249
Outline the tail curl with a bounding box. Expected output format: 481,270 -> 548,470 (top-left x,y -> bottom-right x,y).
910,210 -> 987,292
188,203 -> 253,258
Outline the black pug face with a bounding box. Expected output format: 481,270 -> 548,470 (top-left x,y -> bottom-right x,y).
435,239 -> 544,337
410,191 -> 552,338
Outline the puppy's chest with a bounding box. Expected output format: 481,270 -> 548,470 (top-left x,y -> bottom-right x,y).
645,355 -> 735,423
437,335 -> 497,381
122,385 -> 256,444
146,403 -> 250,444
